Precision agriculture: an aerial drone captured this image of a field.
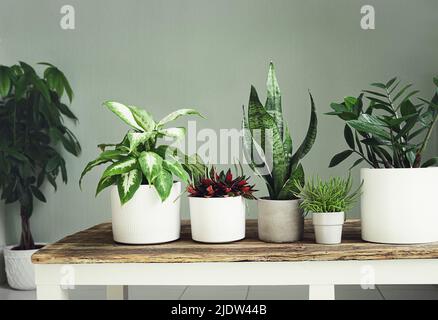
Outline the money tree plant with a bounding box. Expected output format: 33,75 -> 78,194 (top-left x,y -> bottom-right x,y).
0,62 -> 81,250
242,62 -> 318,200
80,102 -> 204,204
327,77 -> 438,168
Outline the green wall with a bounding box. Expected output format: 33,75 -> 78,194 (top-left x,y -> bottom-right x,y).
1,0 -> 437,244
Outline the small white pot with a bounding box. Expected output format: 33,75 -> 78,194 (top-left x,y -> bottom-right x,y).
111,182 -> 181,244
4,244 -> 45,290
257,198 -> 304,243
313,212 -> 345,245
361,168 -> 438,244
189,196 -> 245,243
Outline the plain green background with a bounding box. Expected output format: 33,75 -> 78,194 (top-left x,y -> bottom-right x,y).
0,0 -> 437,245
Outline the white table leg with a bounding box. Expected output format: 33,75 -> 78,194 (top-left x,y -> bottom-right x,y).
36,285 -> 69,300
309,285 -> 335,300
106,285 -> 128,300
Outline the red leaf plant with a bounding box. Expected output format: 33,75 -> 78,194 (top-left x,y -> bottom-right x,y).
187,167 -> 257,199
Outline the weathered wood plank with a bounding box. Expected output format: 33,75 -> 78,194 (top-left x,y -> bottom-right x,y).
32,220 -> 438,264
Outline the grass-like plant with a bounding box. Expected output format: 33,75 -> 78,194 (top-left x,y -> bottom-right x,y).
293,175 -> 361,213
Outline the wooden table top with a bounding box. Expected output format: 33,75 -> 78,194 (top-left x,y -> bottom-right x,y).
32,219 -> 438,264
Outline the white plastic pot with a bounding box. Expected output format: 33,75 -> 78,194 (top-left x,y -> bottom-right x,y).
257,198 -> 304,243
4,244 -> 45,290
189,196 -> 246,243
312,212 -> 344,244
111,182 -> 181,244
361,168 -> 438,244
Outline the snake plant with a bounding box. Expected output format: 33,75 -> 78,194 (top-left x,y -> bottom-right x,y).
242,62 -> 318,200
80,102 -> 204,204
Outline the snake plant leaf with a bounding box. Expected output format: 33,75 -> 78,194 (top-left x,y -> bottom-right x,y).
138,151 -> 163,183
422,157 -> 438,167
265,62 -> 284,138
103,101 -> 143,131
128,131 -> 154,152
329,150 -> 353,167
158,109 -> 203,126
153,169 -> 173,201
102,157 -> 137,178
95,175 -> 117,196
117,169 -> 142,205
278,163 -> 305,200
163,155 -> 190,183
248,86 -> 286,196
128,106 -> 155,132
347,114 -> 391,140
159,127 -> 186,140
0,66 -> 11,97
290,92 -> 318,168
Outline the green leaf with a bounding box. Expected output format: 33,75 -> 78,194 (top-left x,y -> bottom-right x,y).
265,62 -> 283,138
31,186 -> 46,203
0,66 -> 11,97
57,103 -> 78,121
158,109 -> 203,126
153,169 -> 173,201
344,124 -> 355,150
44,67 -> 64,98
349,158 -> 364,170
422,157 -> 438,167
128,131 -> 154,152
386,77 -> 397,89
129,106 -> 155,132
370,82 -> 386,89
406,151 -> 416,167
278,163 -> 304,200
103,101 -> 143,130
163,156 -> 190,183
102,157 -> 137,178
344,96 -> 358,110
329,150 -> 353,167
347,114 -> 391,140
138,151 -> 163,183
30,74 -> 51,102
96,175 -> 117,196
392,84 -> 413,102
400,99 -> 417,116
159,127 -> 186,140
117,169 -> 142,205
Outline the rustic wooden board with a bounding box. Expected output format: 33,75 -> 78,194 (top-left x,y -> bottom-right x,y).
32,220 -> 438,264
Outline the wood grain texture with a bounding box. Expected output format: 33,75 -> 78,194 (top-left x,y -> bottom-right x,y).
32,220 -> 438,264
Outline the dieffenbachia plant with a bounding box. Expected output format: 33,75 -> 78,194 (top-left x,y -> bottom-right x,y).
327,77 -> 438,168
80,102 -> 204,204
242,62 -> 318,200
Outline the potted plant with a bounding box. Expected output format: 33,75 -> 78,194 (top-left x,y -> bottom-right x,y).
293,175 -> 361,244
327,77 -> 438,244
80,101 -> 203,244
242,62 -> 317,243
0,62 -> 81,290
187,166 -> 256,243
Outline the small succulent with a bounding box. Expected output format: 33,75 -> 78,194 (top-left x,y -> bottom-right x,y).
187,167 -> 257,199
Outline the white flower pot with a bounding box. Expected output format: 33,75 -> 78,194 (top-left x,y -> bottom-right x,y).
361,168 -> 438,244
189,196 -> 246,243
313,212 -> 344,244
257,198 -> 304,243
4,244 -> 45,290
111,182 -> 181,244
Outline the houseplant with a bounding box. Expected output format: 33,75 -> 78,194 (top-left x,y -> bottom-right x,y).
327,77 -> 438,243
0,62 -> 80,289
187,166 -> 256,243
293,175 -> 361,244
242,62 -> 317,243
80,101 -> 203,244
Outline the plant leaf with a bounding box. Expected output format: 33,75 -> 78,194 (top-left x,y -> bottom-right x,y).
159,127 -> 186,140
117,169 -> 142,204
0,66 -> 11,97
138,151 -> 163,183
278,163 -> 304,200
129,105 -> 155,132
347,114 -> 391,140
422,157 -> 438,167
31,186 -> 46,203
128,131 -> 154,152
265,62 -> 283,138
163,156 -> 190,183
103,101 -> 143,130
344,124 -> 355,150
102,157 -> 137,178
158,108 -> 203,126
329,150 -> 353,167
96,175 -> 117,196
153,169 -> 173,201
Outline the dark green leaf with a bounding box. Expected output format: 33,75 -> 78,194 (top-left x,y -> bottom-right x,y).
422,158 -> 438,167
31,186 -> 46,203
0,66 -> 11,97
117,169 -> 142,205
329,150 -> 353,167
96,175 -> 117,196
344,124 -> 354,149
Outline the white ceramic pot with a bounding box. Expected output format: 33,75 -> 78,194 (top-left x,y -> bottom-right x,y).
257,198 -> 304,243
361,168 -> 438,244
4,244 -> 45,290
111,182 -> 181,244
313,212 -> 344,244
189,196 -> 246,243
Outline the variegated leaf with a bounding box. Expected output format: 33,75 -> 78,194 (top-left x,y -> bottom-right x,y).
158,109 -> 203,126
102,157 -> 137,178
129,105 -> 155,132
103,101 -> 143,130
138,151 -> 163,183
128,131 -> 154,152
95,175 -> 117,196
265,62 -> 284,138
159,127 -> 186,140
117,169 -> 142,204
162,155 -> 190,182
153,169 -> 173,201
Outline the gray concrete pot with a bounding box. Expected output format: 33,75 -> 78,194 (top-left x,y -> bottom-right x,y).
257,198 -> 304,243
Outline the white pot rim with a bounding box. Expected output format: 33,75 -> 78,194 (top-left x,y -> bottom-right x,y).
361,167 -> 438,172
312,211 -> 344,215
189,195 -> 242,201
258,197 -> 301,203
4,243 -> 46,254
112,181 -> 181,190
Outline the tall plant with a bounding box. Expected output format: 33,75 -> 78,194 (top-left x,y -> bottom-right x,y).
0,62 -> 81,250
327,77 -> 438,168
242,62 -> 318,200
80,102 -> 204,203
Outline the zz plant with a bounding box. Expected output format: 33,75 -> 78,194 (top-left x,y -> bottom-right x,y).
327,77 -> 438,168
242,62 -> 317,200
0,62 -> 81,250
80,102 -> 203,204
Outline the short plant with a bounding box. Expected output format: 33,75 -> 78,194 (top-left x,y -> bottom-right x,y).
242,62 -> 317,200
80,102 -> 204,204
187,167 -> 256,199
327,77 -> 438,168
293,175 -> 361,213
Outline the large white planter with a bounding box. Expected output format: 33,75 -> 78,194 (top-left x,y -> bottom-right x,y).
361,168 -> 438,244
257,198 -> 304,243
111,182 -> 181,244
189,196 -> 246,243
4,244 -> 45,290
313,212 -> 344,245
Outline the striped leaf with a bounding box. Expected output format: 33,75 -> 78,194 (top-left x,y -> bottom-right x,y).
158,109 -> 203,126
103,101 -> 143,130
153,169 -> 173,201
159,127 -> 186,140
129,105 -> 155,132
163,156 -> 190,183
138,151 -> 163,183
102,157 -> 137,178
278,163 -> 305,200
128,131 -> 154,152
117,169 -> 142,204
265,62 -> 284,138
95,175 -> 117,196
